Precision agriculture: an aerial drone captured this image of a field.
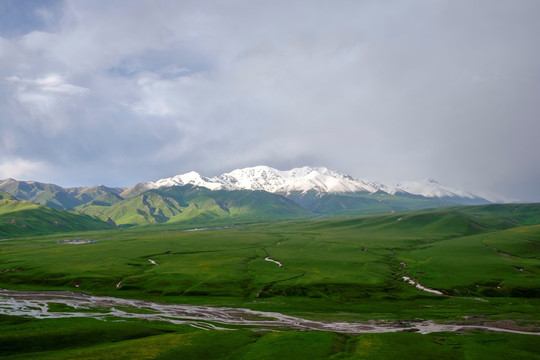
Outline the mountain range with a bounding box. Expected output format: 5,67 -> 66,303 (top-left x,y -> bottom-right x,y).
123,166 -> 488,201
0,166 -> 492,227
0,191 -> 113,237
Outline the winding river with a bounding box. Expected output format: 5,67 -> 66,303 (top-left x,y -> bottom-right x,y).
1,289 -> 538,335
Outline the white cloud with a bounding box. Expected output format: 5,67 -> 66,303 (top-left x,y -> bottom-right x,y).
6,74 -> 88,117
130,72 -> 208,117
7,74 -> 89,97
5,74 -> 89,134
0,158 -> 49,181
0,1 -> 538,200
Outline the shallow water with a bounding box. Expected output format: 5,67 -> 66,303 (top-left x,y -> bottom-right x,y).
0,289 -> 538,335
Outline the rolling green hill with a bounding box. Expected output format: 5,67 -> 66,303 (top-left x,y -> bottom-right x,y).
78,185 -> 313,226
1,177 -> 498,224
0,191 -> 113,237
0,179 -> 125,210
77,185 -> 497,227
286,189 -> 456,216
0,179 -> 82,210
67,185 -> 125,206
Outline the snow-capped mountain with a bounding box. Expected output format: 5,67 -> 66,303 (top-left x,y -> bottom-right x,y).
128,166 -> 380,197
125,166 -> 489,204
383,178 -> 486,201
151,171 -> 224,191
219,166 -> 379,194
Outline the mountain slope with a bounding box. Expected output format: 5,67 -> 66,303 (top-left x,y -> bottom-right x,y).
67,185 -> 125,205
1,166 -> 495,227
81,185 -> 312,226
122,166 -> 380,198
286,190 -> 456,216
125,166 -> 490,206
383,178 -> 489,205
0,179 -> 125,210
0,179 -> 82,210
0,191 -> 113,237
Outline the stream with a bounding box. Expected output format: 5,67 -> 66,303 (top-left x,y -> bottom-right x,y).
1,289 -> 538,335
264,256 -> 282,267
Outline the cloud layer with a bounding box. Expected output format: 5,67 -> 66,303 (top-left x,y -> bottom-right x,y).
0,0 -> 539,201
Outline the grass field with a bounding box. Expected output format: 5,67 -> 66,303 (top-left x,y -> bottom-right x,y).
1,315 -> 539,360
1,204 -> 539,358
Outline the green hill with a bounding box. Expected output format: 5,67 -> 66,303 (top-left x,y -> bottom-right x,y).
78,185 -> 312,226
1,177 -> 501,223
0,191 -> 113,237
67,185 -> 125,206
0,179 -> 82,210
286,189 -> 455,216
0,179 -> 126,210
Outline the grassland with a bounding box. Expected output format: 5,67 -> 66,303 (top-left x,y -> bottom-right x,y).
1,315 -> 539,360
0,203 -> 539,358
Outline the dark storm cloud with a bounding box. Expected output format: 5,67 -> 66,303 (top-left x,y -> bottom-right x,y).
0,0 -> 539,201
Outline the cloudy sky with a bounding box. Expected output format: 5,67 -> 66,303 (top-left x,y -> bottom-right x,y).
0,0 -> 539,201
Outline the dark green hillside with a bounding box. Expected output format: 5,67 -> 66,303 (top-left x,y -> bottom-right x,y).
286,190 -> 455,216
78,191 -> 185,225
399,224 -> 540,297
0,192 -> 113,237
83,191 -> 124,206
0,179 -> 82,210
67,185 -> 125,205
0,180 -> 126,210
79,185 -> 312,226
310,203 -> 540,237
457,203 -> 540,228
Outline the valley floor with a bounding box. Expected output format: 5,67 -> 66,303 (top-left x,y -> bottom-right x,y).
2,289 -> 539,336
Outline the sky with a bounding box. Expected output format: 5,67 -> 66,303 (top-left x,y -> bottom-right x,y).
0,0 -> 539,202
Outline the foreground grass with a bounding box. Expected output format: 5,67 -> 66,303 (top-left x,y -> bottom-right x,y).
1,316 -> 539,360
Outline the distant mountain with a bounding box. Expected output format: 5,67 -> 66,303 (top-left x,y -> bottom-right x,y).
382,178 -> 490,205
0,178 -> 81,210
1,166 -> 493,227
0,191 -> 112,237
125,166 -> 489,205
0,179 -> 125,210
66,185 -> 124,205
122,166 -> 379,198
83,185 -> 311,226
285,190 -> 456,216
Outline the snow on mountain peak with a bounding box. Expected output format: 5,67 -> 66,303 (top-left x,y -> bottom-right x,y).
138,166 -> 488,202
385,178 -> 481,200
152,171 -> 224,191
223,166 -> 380,194
145,166 -> 378,195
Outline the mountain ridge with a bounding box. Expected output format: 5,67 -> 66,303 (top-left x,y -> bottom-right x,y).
0,165 -> 492,224
127,165 -> 490,204
0,191 -> 113,237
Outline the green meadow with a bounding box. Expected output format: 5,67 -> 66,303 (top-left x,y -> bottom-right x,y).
2,316 -> 539,360
1,203 -> 539,358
